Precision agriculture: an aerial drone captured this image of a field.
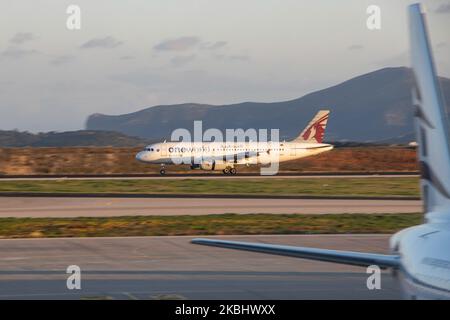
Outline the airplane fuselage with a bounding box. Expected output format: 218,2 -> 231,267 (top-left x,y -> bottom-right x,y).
136,141 -> 333,170
390,222 -> 450,299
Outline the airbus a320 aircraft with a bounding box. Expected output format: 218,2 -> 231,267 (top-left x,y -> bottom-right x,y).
136,110 -> 333,175
193,3 -> 450,299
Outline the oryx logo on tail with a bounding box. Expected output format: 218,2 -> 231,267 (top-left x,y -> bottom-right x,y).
295,110 -> 330,143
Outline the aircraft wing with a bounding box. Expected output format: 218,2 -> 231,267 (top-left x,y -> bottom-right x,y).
191,238 -> 400,269
199,151 -> 270,165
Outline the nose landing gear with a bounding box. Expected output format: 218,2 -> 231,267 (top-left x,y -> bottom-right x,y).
160,164 -> 166,175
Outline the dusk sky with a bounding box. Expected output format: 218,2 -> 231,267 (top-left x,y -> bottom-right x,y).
1,0 -> 449,132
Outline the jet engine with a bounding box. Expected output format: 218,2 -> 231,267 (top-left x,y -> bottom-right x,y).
200,161 -> 229,171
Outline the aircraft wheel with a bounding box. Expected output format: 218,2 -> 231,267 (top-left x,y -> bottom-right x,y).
160,169 -> 166,175
230,168 -> 237,175
223,168 -> 230,175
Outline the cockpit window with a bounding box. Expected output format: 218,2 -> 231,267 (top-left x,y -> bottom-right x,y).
145,147 -> 154,152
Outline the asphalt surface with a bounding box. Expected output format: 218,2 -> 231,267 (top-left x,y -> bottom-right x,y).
0,234 -> 402,299
0,197 -> 422,217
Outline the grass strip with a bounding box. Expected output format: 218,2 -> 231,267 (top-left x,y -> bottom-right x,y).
0,177 -> 420,197
0,213 -> 422,239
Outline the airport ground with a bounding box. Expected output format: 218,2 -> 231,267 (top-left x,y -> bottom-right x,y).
0,211 -> 421,238
0,173 -> 421,239
0,209 -> 414,298
0,148 -> 420,299
0,234 -> 402,299
0,181 -> 417,299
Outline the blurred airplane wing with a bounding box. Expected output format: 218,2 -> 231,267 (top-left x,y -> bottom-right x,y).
191,238 -> 400,268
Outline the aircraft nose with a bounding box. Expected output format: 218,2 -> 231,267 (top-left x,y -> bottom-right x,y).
136,151 -> 146,162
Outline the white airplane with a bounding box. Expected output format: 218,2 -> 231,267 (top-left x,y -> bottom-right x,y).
192,3 -> 450,299
136,110 -> 333,175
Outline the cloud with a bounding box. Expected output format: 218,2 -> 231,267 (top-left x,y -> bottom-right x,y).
154,36 -> 200,51
435,3 -> 450,13
49,55 -> 75,66
80,36 -> 123,49
170,55 -> 196,67
348,44 -> 364,51
214,54 -> 250,62
10,32 -> 36,45
1,47 -> 38,59
201,41 -> 227,50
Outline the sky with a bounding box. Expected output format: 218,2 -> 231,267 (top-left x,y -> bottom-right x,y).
1,0 -> 449,132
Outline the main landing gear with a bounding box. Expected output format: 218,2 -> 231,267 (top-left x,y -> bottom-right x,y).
222,167 -> 237,175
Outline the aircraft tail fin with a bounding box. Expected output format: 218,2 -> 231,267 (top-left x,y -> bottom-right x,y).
409,3 -> 450,220
294,110 -> 330,143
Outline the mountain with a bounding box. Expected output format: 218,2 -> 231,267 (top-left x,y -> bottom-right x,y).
86,67 -> 450,142
0,130 -> 149,147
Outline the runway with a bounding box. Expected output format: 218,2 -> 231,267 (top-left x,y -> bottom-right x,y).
0,234 -> 402,299
0,197 -> 421,217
